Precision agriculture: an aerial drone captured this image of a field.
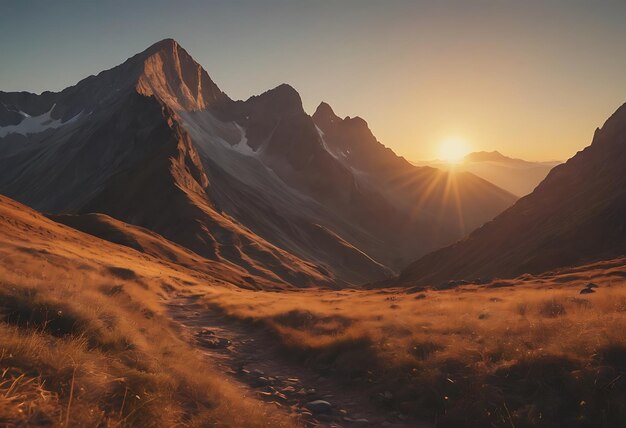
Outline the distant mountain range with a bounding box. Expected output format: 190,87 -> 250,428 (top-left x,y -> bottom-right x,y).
0,39 -> 516,287
414,151 -> 560,196
398,104 -> 626,286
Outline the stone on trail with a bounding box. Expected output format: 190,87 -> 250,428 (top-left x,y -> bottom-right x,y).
305,400 -> 333,414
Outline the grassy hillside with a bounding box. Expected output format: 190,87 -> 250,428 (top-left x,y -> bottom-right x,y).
198,257 -> 626,427
0,196 -> 292,427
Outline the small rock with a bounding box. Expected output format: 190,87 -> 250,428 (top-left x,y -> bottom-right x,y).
344,416 -> 369,424
414,293 -> 427,300
405,285 -> 426,294
196,336 -> 231,348
438,279 -> 470,290
305,400 -> 333,414
273,391 -> 287,401
580,288 -> 596,294
586,282 -> 599,289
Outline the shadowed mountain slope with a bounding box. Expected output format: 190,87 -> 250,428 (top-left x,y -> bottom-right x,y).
311,102 -> 517,267
48,212 -> 285,290
397,103 -> 626,287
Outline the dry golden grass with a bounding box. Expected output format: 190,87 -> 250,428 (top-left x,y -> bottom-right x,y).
0,271 -> 295,427
199,258 -> 626,427
0,196 -> 295,427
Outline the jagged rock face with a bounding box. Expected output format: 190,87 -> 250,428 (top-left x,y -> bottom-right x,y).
312,101 -> 518,268
313,102 -> 408,175
221,85 -> 358,206
397,103 -> 626,287
136,39 -> 229,111
0,39 -> 516,287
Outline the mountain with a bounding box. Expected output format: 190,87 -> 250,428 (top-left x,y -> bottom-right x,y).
311,102 -> 517,265
415,151 -> 560,196
397,103 -> 626,287
0,39 -> 516,287
0,193 -> 263,289
463,151 -> 518,162
0,40 -> 333,288
462,151 -> 560,196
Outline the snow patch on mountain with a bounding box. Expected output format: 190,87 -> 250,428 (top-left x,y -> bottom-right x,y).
180,109 -> 329,213
232,123 -> 258,157
0,105 -> 82,138
316,125 -> 341,160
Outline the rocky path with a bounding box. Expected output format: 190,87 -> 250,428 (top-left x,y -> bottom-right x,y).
168,294 -> 422,428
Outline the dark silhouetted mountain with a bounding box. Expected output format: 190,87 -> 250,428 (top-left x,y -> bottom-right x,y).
397,103 -> 626,287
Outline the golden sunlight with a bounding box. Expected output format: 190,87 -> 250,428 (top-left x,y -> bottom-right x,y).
438,137 -> 470,164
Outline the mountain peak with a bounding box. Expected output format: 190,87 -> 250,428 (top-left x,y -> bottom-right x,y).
312,102 -> 370,131
591,101 -> 626,147
271,83 -> 300,99
246,83 -> 304,114
133,39 -> 228,111
344,115 -> 369,129
137,38 -> 179,58
150,38 -> 178,49
313,102 -> 340,123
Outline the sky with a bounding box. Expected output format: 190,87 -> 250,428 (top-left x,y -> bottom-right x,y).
1,0 -> 625,162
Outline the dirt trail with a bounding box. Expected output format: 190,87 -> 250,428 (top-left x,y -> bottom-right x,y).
168,293 -> 424,428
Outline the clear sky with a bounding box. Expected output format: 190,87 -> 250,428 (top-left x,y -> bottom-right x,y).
1,0 -> 625,161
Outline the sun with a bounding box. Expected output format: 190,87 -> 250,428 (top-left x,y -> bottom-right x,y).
438,137 -> 470,164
